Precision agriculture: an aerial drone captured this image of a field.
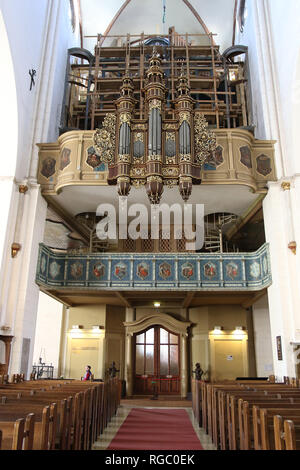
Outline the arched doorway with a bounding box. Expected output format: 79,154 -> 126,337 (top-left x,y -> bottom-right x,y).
124,313 -> 191,398
134,325 -> 180,395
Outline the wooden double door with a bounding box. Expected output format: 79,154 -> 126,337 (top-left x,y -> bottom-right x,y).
134,325 -> 180,395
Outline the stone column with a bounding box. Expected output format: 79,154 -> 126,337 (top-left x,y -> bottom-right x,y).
263,180 -> 300,379
180,333 -> 188,398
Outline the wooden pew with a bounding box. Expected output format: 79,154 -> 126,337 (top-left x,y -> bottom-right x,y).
0,378 -> 120,450
273,415 -> 300,450
252,407 -> 300,450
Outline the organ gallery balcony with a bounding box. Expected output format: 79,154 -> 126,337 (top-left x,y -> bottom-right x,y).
37,127 -> 276,197
36,243 -> 271,294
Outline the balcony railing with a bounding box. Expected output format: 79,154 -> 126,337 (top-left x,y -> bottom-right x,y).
36,243 -> 271,292
37,128 -> 276,196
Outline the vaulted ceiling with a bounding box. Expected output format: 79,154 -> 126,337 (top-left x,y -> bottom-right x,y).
80,0 -> 237,52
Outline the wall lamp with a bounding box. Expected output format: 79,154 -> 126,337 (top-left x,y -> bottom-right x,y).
213,326 -> 223,335
233,326 -> 245,336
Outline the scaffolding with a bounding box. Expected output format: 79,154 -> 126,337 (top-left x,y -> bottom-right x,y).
61,30 -> 249,132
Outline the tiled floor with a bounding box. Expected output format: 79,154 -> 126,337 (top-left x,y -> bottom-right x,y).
92,405 -> 217,451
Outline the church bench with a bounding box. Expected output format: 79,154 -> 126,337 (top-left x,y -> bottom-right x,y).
252,407 -> 300,450
203,381 -> 288,438
239,400 -> 300,450
195,378 -> 300,451
0,404 -> 58,450
273,416 -> 300,450
0,379 -> 119,450
211,387 -> 297,448
235,397 -> 300,450
216,389 -> 300,450
218,392 -> 300,450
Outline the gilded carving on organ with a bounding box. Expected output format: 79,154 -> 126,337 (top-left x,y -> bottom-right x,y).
179,112 -> 191,126
194,113 -> 217,164
93,113 -> 116,164
149,99 -> 162,111
119,113 -> 131,126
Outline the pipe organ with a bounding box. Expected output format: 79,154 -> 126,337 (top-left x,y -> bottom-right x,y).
93,48 -> 217,205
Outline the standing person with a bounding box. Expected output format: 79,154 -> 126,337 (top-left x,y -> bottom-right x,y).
83,365 -> 92,381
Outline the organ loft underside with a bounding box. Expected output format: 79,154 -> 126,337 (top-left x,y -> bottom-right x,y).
35,30 -> 277,390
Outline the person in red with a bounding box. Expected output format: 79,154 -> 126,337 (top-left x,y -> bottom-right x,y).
83,365 -> 92,381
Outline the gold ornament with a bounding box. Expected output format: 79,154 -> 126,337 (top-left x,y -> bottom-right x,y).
132,179 -> 146,188
94,113 -> 116,164
119,113 -> 131,126
194,113 -> 217,164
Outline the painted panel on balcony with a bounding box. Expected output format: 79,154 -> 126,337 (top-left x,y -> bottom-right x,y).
36,244 -> 272,292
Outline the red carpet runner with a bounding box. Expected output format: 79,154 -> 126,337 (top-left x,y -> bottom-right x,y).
108,408 -> 203,450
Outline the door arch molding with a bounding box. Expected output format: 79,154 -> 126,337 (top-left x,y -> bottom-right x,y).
124,312 -> 191,335
124,313 -> 191,398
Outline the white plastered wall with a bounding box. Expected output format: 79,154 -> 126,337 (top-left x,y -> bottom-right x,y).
236,0 -> 300,379
252,294 -> 274,377
0,0 -> 80,377
32,292 -> 63,378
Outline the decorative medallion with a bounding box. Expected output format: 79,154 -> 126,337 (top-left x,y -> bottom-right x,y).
240,146 -> 252,169
93,113 -> 116,164
86,146 -> 101,169
206,145 -> 224,168
93,263 -> 105,279
256,154 -> 272,176
49,261 -> 61,279
181,262 -> 194,280
60,148 -> 71,171
204,262 -> 217,278
70,262 -> 83,279
41,157 -> 56,179
226,262 -> 239,280
250,261 -> 261,279
134,132 -> 144,142
137,262 -> 149,280
159,262 -> 172,280
114,262 -> 127,280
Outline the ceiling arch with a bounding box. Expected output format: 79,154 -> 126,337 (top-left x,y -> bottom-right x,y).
100,0 -> 214,46
81,0 -> 236,52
